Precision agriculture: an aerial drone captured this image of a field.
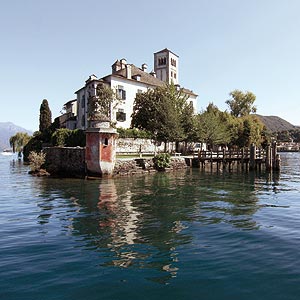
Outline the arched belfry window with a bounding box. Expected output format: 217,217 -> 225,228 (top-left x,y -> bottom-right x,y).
158,57 -> 167,66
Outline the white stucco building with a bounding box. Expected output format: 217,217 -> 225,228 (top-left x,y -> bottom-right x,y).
57,99 -> 77,130
74,48 -> 197,130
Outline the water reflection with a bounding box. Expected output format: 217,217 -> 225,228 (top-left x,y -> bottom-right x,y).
97,179 -> 142,268
30,168 -> 285,283
95,178 -> 185,281
98,179 -> 140,245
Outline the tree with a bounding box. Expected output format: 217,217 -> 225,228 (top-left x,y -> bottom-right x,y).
232,115 -> 266,148
39,99 -> 52,133
87,83 -> 118,123
51,128 -> 86,147
9,132 -> 31,157
226,90 -> 257,117
131,83 -> 188,144
195,103 -> 232,149
181,101 -> 197,142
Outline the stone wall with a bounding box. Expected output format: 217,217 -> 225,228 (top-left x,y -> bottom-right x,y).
116,138 -> 176,154
43,146 -> 189,178
113,157 -> 188,177
44,147 -> 86,178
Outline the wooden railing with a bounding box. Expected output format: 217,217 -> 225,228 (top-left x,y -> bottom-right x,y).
192,144 -> 280,171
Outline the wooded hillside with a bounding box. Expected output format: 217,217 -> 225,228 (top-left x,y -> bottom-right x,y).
254,115 -> 298,133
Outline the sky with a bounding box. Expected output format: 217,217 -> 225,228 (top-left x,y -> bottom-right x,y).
0,0 -> 299,132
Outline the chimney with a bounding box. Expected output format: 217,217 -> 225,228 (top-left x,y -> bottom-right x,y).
175,84 -> 181,91
149,70 -> 156,78
120,58 -> 127,69
141,63 -> 148,72
112,60 -> 121,73
85,74 -> 98,84
126,64 -> 132,79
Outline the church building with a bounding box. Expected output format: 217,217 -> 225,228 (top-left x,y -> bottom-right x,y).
73,48 -> 198,130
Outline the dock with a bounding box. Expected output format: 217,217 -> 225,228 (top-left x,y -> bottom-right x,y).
189,143 -> 280,172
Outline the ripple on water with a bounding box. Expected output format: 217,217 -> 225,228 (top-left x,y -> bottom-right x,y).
1,154 -> 300,299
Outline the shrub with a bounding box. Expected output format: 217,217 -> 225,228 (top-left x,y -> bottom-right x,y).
28,151 -> 46,172
66,129 -> 86,147
51,129 -> 86,147
117,128 -> 152,139
23,134 -> 43,162
51,128 -> 71,146
153,153 -> 171,170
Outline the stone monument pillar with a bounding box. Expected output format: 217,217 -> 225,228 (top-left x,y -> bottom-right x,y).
85,119 -> 118,177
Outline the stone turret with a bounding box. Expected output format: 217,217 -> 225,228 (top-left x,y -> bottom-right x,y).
85,116 -> 118,177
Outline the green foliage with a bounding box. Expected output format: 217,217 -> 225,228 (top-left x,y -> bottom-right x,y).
117,128 -> 152,139
51,128 -> 71,146
181,102 -> 197,142
131,83 -> 190,143
226,90 -> 257,117
51,129 -> 85,147
153,153 -> 171,170
231,115 -> 266,147
88,83 -> 118,121
195,103 -> 232,149
66,129 -> 86,147
23,133 -> 43,162
277,131 -> 290,141
23,129 -> 85,162
9,132 -> 31,153
28,151 -> 46,172
274,129 -> 300,143
39,99 -> 52,133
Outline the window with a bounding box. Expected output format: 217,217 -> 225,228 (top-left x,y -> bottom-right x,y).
81,115 -> 85,127
117,85 -> 126,100
81,95 -> 85,108
133,75 -> 141,81
171,58 -> 177,67
174,73 -> 177,79
116,109 -> 126,122
158,57 -> 167,66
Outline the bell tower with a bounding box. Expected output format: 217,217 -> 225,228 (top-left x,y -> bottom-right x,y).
154,48 -> 179,85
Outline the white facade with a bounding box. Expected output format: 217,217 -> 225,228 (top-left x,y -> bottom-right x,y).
58,99 -> 78,129
109,76 -> 149,128
75,49 -> 198,130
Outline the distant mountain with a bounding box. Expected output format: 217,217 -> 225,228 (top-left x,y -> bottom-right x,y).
0,122 -> 32,151
254,115 -> 298,133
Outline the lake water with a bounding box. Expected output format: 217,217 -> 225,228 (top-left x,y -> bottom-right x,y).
0,153 -> 300,300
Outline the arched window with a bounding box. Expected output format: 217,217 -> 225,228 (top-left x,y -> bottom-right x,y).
104,137 -> 109,146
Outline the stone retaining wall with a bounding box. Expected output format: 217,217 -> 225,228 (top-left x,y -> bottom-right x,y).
43,147 -> 189,178
116,138 -> 176,154
113,157 -> 188,177
44,147 -> 86,178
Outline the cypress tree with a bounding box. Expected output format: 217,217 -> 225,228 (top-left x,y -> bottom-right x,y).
39,99 -> 52,133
